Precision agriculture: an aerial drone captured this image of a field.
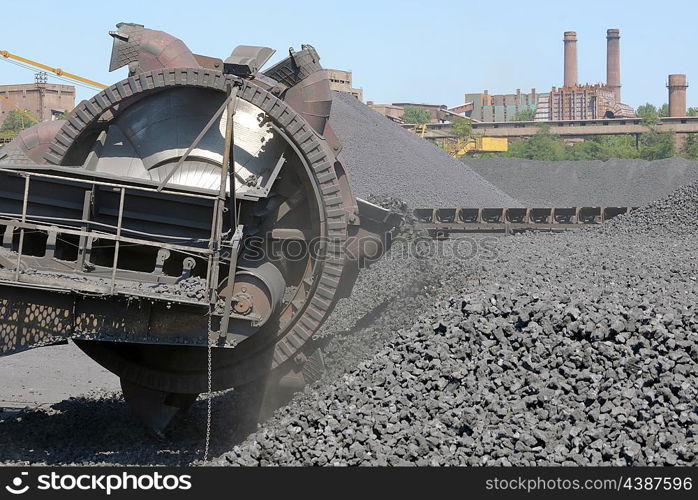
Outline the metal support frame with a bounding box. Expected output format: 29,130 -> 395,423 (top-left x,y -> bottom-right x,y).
14,175 -> 30,281
215,85 -> 242,344
76,189 -> 93,271
109,187 -> 126,293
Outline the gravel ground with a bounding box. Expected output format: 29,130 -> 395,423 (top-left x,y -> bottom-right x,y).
0,343 -> 119,412
467,157 -> 698,207
329,92 -> 520,207
213,182 -> 698,466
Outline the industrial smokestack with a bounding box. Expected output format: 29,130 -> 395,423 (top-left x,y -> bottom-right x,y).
606,29 -> 621,102
563,31 -> 578,88
667,74 -> 688,117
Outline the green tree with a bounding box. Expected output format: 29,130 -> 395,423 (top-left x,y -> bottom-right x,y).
681,133 -> 698,160
658,103 -> 670,117
505,125 -> 567,160
450,117 -> 473,139
401,105 -> 431,124
1,110 -> 36,131
567,135 -> 639,160
513,108 -> 536,121
687,107 -> 698,116
639,130 -> 675,160
565,138 -> 601,160
635,103 -> 659,124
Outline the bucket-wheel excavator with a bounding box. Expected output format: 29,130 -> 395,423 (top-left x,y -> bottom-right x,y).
0,23 -> 399,434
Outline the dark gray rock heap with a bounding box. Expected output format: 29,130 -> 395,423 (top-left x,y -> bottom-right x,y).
329,92 -> 520,207
215,180 -> 698,466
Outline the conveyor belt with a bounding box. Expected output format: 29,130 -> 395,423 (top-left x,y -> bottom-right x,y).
414,206 -> 636,236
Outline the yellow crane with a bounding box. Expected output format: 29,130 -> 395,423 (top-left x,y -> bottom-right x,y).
0,50 -> 107,89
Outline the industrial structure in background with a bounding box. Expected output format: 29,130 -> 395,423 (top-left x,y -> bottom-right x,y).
347,28 -> 692,132
539,29 -> 635,121
668,74 -> 689,117
326,69 -> 363,101
0,48 -> 111,127
464,88 -> 542,122
407,66 -> 694,145
0,80 -> 75,124
464,29 -> 635,123
367,101 -> 473,123
374,28 -> 644,127
322,27 -> 693,151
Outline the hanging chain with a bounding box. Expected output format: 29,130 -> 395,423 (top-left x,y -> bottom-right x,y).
204,310 -> 213,461
203,84 -> 240,462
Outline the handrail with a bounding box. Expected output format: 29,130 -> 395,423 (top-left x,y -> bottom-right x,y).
0,167 -> 219,201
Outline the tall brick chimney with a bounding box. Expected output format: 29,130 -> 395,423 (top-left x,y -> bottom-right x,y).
668,74 -> 688,117
606,29 -> 621,102
563,31 -> 578,88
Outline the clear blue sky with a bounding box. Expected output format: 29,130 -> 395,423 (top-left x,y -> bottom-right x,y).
1,0 -> 696,108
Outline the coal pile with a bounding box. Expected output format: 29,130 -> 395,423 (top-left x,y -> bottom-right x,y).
215,181 -> 698,466
329,92 -> 520,208
600,181 -> 698,236
467,157 -> 698,207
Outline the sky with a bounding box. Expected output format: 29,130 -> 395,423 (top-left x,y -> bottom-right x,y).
1,0 -> 696,109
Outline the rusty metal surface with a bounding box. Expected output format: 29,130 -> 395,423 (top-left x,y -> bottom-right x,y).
0,121 -> 65,165
108,23 -> 199,74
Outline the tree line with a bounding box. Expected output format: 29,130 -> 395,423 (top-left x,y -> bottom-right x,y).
503,128 -> 678,161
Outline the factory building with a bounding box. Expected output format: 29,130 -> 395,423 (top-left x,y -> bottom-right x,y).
366,102 -> 403,121
0,82 -> 75,125
540,84 -> 634,121
464,29 -> 635,122
326,69 -> 363,102
464,89 -> 544,122
535,29 -> 634,120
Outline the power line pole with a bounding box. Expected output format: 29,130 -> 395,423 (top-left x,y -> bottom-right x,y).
34,71 -> 47,121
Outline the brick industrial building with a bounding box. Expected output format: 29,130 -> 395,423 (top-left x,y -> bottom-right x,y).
326,69 -> 363,101
537,30 -> 635,121
464,29 -> 636,123
464,88 -> 544,122
0,82 -> 75,125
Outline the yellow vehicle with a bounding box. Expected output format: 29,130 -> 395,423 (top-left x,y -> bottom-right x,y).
449,136 -> 508,157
